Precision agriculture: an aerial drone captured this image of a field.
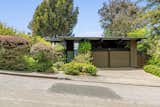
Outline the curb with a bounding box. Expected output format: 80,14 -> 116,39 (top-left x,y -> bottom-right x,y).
0,71 -> 160,88
0,71 -> 71,80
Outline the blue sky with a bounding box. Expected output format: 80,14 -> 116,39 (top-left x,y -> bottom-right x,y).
0,0 -> 144,37
0,0 -> 107,37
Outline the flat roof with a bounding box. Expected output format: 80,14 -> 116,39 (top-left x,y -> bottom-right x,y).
48,36 -> 147,42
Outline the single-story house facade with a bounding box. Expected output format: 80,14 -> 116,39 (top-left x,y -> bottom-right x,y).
48,36 -> 146,68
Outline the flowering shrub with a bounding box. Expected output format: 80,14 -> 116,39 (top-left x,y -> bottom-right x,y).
0,36 -> 30,70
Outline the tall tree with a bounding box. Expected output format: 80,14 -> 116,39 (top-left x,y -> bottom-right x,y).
29,0 -> 79,37
98,0 -> 142,37
137,0 -> 160,36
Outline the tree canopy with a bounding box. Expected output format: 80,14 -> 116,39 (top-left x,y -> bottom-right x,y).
0,22 -> 16,35
139,0 -> 160,36
98,0 -> 143,37
29,0 -> 79,38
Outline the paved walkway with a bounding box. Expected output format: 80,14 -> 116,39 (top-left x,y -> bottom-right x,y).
0,68 -> 160,87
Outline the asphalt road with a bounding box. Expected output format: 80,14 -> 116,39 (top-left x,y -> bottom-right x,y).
0,74 -> 160,107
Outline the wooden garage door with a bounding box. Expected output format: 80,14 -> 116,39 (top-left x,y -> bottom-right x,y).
110,51 -> 130,67
92,51 -> 109,68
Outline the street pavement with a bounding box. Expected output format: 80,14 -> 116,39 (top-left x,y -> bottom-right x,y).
0,74 -> 160,107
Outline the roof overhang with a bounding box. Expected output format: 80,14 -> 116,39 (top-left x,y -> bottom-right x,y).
48,36 -> 147,42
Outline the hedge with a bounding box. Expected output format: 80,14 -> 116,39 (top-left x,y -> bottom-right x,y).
0,36 -> 30,70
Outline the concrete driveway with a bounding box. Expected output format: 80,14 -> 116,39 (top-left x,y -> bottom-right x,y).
65,68 -> 160,87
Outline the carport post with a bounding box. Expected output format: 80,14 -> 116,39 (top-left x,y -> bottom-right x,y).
130,40 -> 137,67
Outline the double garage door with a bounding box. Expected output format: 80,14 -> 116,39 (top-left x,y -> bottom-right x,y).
92,50 -> 130,68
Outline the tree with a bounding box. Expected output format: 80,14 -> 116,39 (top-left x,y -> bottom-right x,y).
98,0 -> 142,37
0,22 -> 16,35
136,0 -> 160,58
136,0 -> 160,36
29,0 -> 79,37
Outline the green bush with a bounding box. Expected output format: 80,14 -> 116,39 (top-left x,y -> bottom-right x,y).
62,62 -> 97,76
61,62 -> 80,75
53,43 -> 65,63
47,66 -> 57,73
30,43 -> 54,72
73,53 -> 92,64
82,63 -> 97,76
78,41 -> 92,54
144,65 -> 160,77
52,61 -> 64,70
0,22 -> 16,35
23,55 -> 37,71
147,57 -> 160,66
0,36 -> 30,70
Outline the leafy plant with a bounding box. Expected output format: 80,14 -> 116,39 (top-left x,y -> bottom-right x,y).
61,62 -> 80,75
73,53 -> 92,64
144,65 -> 160,77
30,43 -> 54,72
0,22 -> 16,35
61,62 -> 97,76
53,43 -> 65,63
78,41 -> 92,54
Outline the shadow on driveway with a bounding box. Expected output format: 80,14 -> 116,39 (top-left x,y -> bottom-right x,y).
49,83 -> 121,99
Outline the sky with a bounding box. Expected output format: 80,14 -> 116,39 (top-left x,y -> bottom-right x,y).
0,0 -> 144,37
0,0 -> 107,37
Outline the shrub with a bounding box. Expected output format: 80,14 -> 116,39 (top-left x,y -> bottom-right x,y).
82,64 -> 97,76
78,41 -> 92,54
147,57 -> 160,66
30,43 -> 54,72
0,22 -> 16,35
61,62 -> 80,75
47,66 -> 57,73
62,62 -> 97,76
0,36 -> 30,70
52,61 -> 64,70
31,36 -> 51,46
144,65 -> 160,77
53,43 -> 65,62
23,55 -> 37,71
73,52 -> 92,64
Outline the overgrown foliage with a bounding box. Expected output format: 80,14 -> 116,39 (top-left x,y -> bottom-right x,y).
62,41 -> 96,76
136,0 -> 160,76
0,22 -> 60,73
29,0 -> 79,37
98,0 -> 143,36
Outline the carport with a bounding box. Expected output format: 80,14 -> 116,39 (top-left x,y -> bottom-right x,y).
49,37 -> 144,68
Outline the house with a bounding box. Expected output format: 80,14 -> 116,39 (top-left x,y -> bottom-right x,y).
48,36 -> 146,68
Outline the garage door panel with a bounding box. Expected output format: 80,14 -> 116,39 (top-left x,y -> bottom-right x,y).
92,51 -> 108,68
110,51 -> 130,67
